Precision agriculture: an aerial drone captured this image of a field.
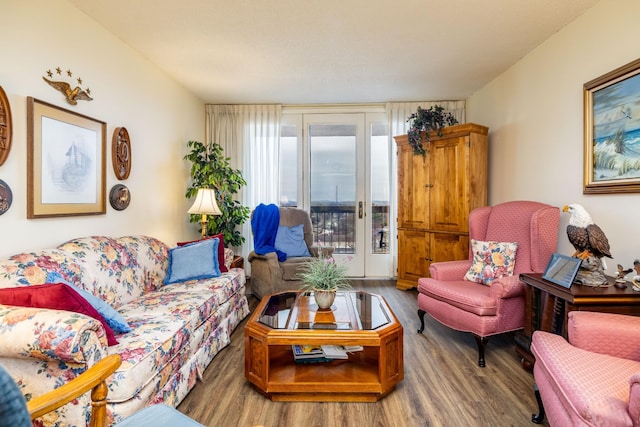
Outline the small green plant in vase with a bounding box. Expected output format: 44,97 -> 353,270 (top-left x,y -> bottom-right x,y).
298,251 -> 351,310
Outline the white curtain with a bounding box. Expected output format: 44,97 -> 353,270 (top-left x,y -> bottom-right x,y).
205,105 -> 242,170
205,104 -> 282,265
385,100 -> 465,274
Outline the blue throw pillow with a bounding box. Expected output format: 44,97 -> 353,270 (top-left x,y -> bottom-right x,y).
274,224 -> 311,257
46,272 -> 132,334
71,286 -> 132,334
164,238 -> 220,285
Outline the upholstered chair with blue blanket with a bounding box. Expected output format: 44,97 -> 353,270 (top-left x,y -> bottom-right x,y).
248,206 -> 333,299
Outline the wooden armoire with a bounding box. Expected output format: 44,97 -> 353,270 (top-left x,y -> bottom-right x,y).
394,123 -> 488,290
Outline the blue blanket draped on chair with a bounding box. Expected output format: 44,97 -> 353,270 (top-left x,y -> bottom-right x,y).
251,203 -> 286,262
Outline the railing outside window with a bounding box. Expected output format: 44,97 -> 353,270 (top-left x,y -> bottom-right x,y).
309,204 -> 389,254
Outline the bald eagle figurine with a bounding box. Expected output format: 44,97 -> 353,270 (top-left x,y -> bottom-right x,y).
563,204 -> 612,260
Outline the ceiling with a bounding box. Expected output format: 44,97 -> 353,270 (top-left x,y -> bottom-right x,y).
68,0 -> 599,105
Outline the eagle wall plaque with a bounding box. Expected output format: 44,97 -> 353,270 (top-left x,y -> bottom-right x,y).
42,67 -> 93,105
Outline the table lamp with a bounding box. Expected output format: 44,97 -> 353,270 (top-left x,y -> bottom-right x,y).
188,188 -> 222,239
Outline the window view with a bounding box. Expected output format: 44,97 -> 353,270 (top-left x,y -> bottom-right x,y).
370,122 -> 389,255
309,124 -> 357,254
279,124 -> 298,207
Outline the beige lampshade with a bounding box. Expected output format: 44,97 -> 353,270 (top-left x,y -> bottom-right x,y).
188,189 -> 222,215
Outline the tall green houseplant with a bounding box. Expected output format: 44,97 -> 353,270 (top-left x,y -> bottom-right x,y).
184,140 -> 250,248
406,105 -> 459,156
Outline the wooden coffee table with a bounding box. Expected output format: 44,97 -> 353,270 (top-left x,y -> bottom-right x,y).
244,290 -> 403,402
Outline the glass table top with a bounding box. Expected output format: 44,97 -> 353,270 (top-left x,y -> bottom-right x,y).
258,291 -> 391,331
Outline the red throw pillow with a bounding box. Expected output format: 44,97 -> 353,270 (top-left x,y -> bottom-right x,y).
0,283 -> 118,345
178,234 -> 228,272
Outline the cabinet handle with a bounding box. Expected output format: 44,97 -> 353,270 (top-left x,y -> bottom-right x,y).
359,201 -> 363,219
425,184 -> 433,188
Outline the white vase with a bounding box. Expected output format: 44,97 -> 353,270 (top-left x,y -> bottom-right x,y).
313,289 -> 336,310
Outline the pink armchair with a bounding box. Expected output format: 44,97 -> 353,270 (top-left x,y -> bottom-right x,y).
417,200 -> 560,367
531,311 -> 640,426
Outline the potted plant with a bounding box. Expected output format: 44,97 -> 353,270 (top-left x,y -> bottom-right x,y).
406,105 -> 459,156
298,252 -> 352,310
184,140 -> 250,248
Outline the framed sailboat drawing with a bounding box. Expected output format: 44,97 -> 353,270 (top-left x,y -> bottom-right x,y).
27,97 -> 106,217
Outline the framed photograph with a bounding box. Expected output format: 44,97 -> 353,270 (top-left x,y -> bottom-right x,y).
542,253 -> 582,289
27,97 -> 106,218
584,58 -> 640,194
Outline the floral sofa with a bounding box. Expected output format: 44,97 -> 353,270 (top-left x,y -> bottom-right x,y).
0,235 -> 250,426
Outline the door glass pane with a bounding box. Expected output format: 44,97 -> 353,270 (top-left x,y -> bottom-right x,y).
280,124 -> 298,207
309,124 -> 356,254
370,122 -> 390,254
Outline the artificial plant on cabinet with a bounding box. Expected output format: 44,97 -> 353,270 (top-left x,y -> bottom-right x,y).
406,105 -> 459,156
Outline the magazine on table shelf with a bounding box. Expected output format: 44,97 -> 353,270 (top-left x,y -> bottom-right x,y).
291,345 -> 330,363
291,344 -> 364,363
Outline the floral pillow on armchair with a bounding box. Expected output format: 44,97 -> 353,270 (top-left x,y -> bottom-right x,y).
464,239 -> 518,285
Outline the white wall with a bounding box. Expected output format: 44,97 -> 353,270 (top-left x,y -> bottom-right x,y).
467,0 -> 640,275
0,0 -> 205,257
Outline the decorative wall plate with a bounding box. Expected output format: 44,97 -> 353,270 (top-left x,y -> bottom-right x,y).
112,127 -> 131,180
109,184 -> 130,211
0,86 -> 12,167
0,179 -> 12,215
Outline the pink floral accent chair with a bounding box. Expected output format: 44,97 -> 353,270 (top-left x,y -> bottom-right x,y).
417,201 -> 560,367
531,311 -> 640,426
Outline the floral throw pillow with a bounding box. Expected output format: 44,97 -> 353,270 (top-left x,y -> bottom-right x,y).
464,239 -> 518,285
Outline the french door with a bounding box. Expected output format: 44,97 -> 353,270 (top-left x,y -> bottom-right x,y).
288,112 -> 390,278
303,114 -> 365,276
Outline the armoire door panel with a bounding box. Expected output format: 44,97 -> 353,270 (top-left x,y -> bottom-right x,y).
430,232 -> 469,263
397,142 -> 429,230
397,229 -> 428,281
429,136 -> 469,233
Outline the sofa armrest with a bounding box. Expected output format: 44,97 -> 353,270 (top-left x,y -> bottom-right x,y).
568,311 -> 640,361
309,246 -> 334,258
247,250 -> 279,263
223,247 -> 234,270
489,275 -> 525,299
630,372 -> 640,424
0,305 -> 107,364
429,260 -> 472,281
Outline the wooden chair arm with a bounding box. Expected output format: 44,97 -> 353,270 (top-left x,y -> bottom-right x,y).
28,354 -> 121,426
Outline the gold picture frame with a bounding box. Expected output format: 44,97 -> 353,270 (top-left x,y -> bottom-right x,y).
584,58 -> 640,194
27,97 -> 106,218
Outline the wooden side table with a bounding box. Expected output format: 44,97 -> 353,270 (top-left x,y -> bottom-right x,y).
231,255 -> 244,269
516,272 -> 640,370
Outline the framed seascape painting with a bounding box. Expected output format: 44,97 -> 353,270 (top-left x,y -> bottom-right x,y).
27,97 -> 106,218
584,58 -> 640,194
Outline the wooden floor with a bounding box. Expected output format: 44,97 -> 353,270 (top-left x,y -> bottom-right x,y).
177,280 -> 548,427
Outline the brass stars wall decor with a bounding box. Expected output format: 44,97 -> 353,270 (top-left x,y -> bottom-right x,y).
42,67 -> 93,105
